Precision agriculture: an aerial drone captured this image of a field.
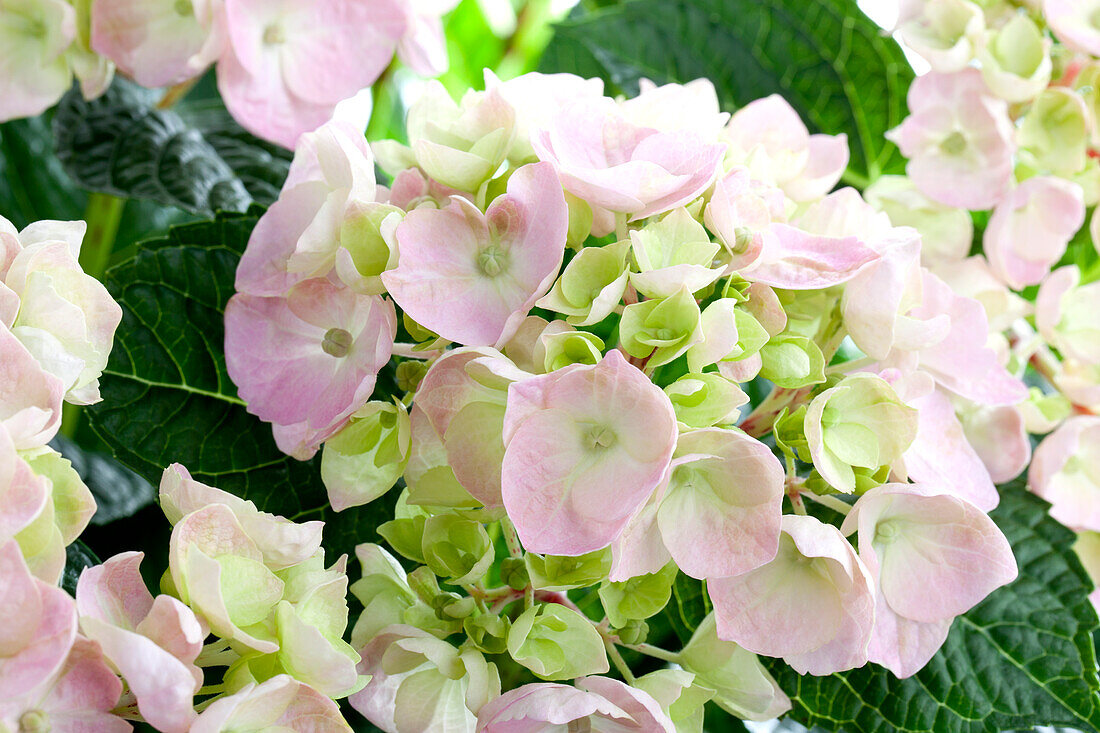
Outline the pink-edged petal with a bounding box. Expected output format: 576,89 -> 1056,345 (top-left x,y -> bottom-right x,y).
898,390 -> 999,512
742,224 -> 878,289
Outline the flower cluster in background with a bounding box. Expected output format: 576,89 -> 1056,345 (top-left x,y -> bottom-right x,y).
0,0 -> 460,147
0,216 -> 361,729
220,69 -> 1033,729
882,0 -> 1100,609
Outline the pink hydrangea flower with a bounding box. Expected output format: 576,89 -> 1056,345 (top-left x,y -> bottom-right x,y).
161,463 -> 323,569
708,514 -> 876,675
476,676 -> 675,733
217,0 -> 406,148
984,177 -> 1086,289
0,540 -> 123,732
958,402 -> 1032,485
0,637 -> 128,733
0,426 -> 49,545
722,94 -> 850,202
236,114 -> 383,297
91,0 -> 225,88
887,70 -> 1015,210
0,0 -> 78,122
841,483 -> 1017,678
1029,416 -> 1100,533
501,349 -> 677,555
703,167 -> 786,273
397,0 -> 459,77
2,218 -> 123,405
76,552 -> 204,733
192,674 -> 352,732
1044,0 -> 1100,56
383,162 -> 568,347
885,271 -> 1027,407
895,386 -> 1000,512
484,70 -> 605,163
1037,265 -> 1100,366
0,323 -> 64,451
412,348 -> 530,508
225,279 -> 397,459
610,427 -> 785,581
531,97 -> 726,220
0,539 -> 78,702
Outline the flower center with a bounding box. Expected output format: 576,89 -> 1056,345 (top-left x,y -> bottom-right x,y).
19,711 -> 49,733
174,0 -> 192,16
477,246 -> 508,277
321,328 -> 353,358
586,425 -> 617,450
263,23 -> 285,45
940,130 -> 967,156
874,520 -> 901,545
732,226 -> 756,254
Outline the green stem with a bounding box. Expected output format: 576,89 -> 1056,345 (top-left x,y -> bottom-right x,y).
624,642 -> 680,663
78,192 -> 125,282
604,636 -> 636,684
62,192 -> 125,438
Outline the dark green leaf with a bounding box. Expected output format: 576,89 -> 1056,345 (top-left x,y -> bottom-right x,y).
662,572 -> 710,645
86,211 -> 395,562
0,115 -> 87,227
50,434 -> 156,525
539,0 -> 914,184
60,540 -> 100,596
53,79 -> 292,217
767,481 -> 1100,732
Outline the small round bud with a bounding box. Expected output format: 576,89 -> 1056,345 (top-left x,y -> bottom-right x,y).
396,360 -> 429,392
500,557 -> 529,590
614,619 -> 650,646
407,566 -> 442,605
465,614 -> 510,655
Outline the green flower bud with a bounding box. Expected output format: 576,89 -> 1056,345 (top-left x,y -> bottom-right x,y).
1019,88 -> 1090,176
396,360 -> 429,392
804,373 -> 918,493
465,613 -> 511,655
629,208 -> 724,298
500,557 -> 530,590
537,240 -> 631,326
613,618 -> 650,645
665,373 -> 748,428
507,603 -> 609,680
377,516 -> 427,564
321,400 -> 411,511
620,286 -> 704,368
421,514 -> 495,585
337,204 -> 402,294
525,548 -> 612,592
407,566 -> 443,606
773,405 -> 810,462
403,312 -> 444,349
730,308 -> 770,361
566,192 -> 595,248
759,335 -> 826,389
15,446 -> 95,582
598,563 -> 677,628
776,289 -> 835,339
433,592 -> 477,620
978,14 -> 1051,103
541,329 -> 604,372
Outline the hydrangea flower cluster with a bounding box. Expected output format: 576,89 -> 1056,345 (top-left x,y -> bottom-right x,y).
223,70 -> 1028,728
0,0 -> 458,147
0,216 -> 359,729
882,0 -> 1100,610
